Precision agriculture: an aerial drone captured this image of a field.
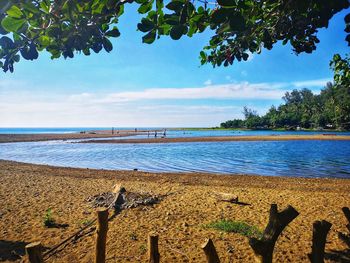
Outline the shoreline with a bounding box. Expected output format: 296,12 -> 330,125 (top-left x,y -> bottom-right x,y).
0,130 -> 144,143
1,133 -> 350,144
1,160 -> 350,262
79,134 -> 350,144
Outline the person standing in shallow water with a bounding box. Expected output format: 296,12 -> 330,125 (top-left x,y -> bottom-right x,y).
155,131 -> 157,138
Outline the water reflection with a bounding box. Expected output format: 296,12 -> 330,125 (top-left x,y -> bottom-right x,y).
0,140 -> 349,178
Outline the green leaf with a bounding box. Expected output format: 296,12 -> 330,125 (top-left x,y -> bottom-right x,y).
138,1 -> 153,14
40,1 -> 50,13
229,13 -> 245,31
20,43 -> 39,60
38,35 -> 51,46
211,9 -> 229,24
105,27 -> 120,37
102,38 -> 113,52
0,36 -> 15,49
137,18 -> 155,32
1,17 -> 25,32
217,0 -> 236,8
23,2 -> 39,14
142,30 -> 156,44
6,6 -> 23,18
170,24 -> 187,40
166,1 -> 183,12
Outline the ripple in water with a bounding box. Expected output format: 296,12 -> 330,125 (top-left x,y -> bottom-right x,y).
0,140 -> 350,178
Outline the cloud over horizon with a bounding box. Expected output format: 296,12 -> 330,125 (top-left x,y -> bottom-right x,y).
0,78 -> 332,127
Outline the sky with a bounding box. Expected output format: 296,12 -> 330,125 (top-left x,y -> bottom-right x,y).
0,7 -> 349,128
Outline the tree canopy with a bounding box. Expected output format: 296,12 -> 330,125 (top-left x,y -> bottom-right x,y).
0,0 -> 349,72
220,54 -> 350,130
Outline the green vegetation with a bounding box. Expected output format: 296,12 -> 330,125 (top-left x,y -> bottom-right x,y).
43,208 -> 55,227
0,0 -> 349,72
221,54 -> 350,131
203,219 -> 262,238
139,244 -> 147,254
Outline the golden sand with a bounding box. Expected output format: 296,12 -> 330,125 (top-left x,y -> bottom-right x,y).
0,160 -> 349,262
81,134 -> 350,144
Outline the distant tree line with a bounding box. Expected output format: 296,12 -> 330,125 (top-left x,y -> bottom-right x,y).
221,54 -> 350,131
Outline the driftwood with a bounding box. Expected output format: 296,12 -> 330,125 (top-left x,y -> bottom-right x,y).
342,207 -> 350,233
201,238 -> 220,263
43,185 -> 125,260
308,220 -> 332,263
249,204 -> 299,263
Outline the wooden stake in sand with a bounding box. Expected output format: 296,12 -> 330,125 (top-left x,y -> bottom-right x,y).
342,207 -> 350,233
249,204 -> 299,263
201,238 -> 220,263
148,234 -> 160,263
25,242 -> 44,263
308,220 -> 332,263
95,209 -> 109,263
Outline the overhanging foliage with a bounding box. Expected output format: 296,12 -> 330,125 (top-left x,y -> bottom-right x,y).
0,0 -> 349,72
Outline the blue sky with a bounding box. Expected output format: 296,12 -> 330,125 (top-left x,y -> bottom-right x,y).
0,8 -> 349,127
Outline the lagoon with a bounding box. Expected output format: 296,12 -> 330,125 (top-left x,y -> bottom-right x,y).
0,138 -> 349,178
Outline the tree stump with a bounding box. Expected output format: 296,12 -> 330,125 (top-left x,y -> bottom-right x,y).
249,204 -> 299,263
342,207 -> 350,233
25,242 -> 44,263
201,238 -> 220,263
308,220 -> 332,263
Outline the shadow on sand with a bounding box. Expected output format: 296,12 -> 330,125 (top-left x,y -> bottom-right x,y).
0,240 -> 28,261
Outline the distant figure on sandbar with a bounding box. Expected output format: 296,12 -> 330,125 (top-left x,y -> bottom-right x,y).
163,129 -> 167,137
147,131 -> 150,138
112,127 -> 114,135
135,128 -> 137,132
155,131 -> 157,138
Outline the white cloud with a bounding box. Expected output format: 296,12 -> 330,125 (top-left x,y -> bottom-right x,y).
204,79 -> 212,85
292,78 -> 331,88
93,82 -> 286,104
241,70 -> 248,77
0,77 -> 331,127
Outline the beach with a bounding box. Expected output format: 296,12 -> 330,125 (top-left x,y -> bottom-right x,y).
1,133 -> 350,144
79,134 -> 350,144
0,130 -> 144,143
1,160 -> 349,262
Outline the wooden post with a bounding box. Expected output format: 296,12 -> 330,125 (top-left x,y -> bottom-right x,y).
95,209 -> 109,263
342,207 -> 350,233
249,204 -> 299,263
201,238 -> 220,263
25,242 -> 44,263
308,220 -> 332,263
148,234 -> 160,263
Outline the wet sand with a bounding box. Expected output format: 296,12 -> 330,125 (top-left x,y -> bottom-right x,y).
80,134 -> 350,144
0,130 -> 143,143
0,160 -> 349,262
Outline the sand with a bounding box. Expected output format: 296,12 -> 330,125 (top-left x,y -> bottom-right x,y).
80,135 -> 350,144
0,130 -> 143,143
0,160 -> 349,262
1,132 -> 349,144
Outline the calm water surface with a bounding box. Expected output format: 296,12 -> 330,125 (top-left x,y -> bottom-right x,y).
0,139 -> 349,178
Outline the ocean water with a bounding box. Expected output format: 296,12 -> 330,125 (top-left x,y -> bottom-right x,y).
0,139 -> 350,178
1,127 -> 350,136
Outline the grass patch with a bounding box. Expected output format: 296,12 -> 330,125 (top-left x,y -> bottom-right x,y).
43,208 -> 56,227
203,219 -> 262,238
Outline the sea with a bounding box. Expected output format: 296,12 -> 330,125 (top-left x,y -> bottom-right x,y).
0,127 -> 350,178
